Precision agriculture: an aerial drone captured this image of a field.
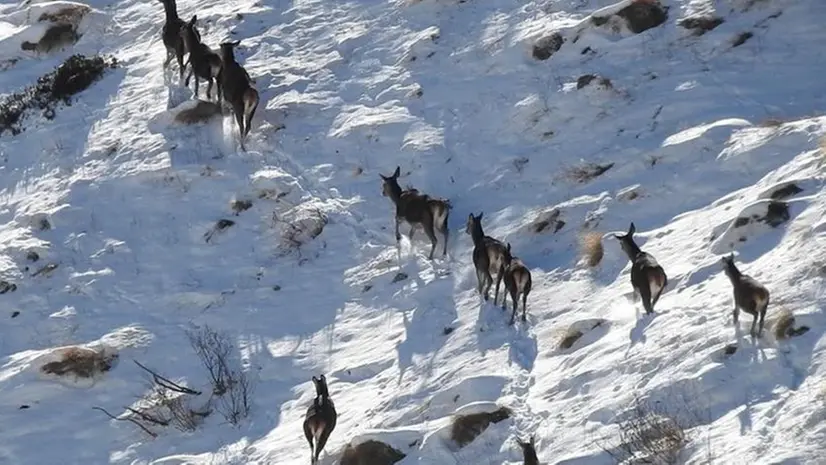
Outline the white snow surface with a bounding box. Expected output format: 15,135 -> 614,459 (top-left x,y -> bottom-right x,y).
1,0 -> 826,463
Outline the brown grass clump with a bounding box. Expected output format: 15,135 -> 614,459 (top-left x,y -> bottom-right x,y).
340,440 -> 406,465
450,406 -> 511,449
41,346 -> 118,378
579,231 -> 604,267
174,100 -> 223,124
564,162 -> 614,184
773,309 -> 810,340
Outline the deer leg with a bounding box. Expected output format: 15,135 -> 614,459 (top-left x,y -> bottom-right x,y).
408,225 -> 415,240
475,268 -> 486,294
164,49 -> 173,69
314,426 -> 334,464
483,272 -> 493,301
638,284 -> 653,315
176,46 -> 185,80
732,304 -> 740,325
193,74 -> 200,98
184,66 -> 193,87
750,314 -> 758,338
522,290 -> 528,322
303,422 -> 314,463
493,266 -> 504,306
206,77 -> 213,100
758,309 -> 767,338
509,290 -> 518,325
438,214 -> 449,257
423,221 -> 438,260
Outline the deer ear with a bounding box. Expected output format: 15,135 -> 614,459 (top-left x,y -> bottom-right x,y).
628,222 -> 636,235
311,376 -> 318,382
392,166 -> 401,178
320,374 -> 326,382
231,39 -> 241,46
530,435 -> 535,446
478,212 -> 484,219
506,242 -> 511,252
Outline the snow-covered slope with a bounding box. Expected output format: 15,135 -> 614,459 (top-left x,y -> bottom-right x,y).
2,0 -> 826,463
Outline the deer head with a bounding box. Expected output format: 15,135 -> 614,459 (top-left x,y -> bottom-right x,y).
379,166 -> 401,198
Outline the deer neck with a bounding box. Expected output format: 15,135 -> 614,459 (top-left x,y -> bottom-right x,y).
470,223 -> 485,246
723,263 -> 741,283
163,2 -> 178,21
623,241 -> 642,261
386,182 -> 403,204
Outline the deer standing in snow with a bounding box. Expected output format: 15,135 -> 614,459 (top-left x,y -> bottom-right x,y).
217,40 -> 259,151
503,243 -> 532,325
465,212 -> 509,304
614,222 -> 668,315
516,436 -> 539,465
721,253 -> 770,338
303,374 -> 337,464
380,166 -> 451,260
159,0 -> 189,80
180,15 -> 222,100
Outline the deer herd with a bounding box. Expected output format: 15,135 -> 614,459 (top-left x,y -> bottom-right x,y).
159,0 -> 258,150
153,1 -> 775,462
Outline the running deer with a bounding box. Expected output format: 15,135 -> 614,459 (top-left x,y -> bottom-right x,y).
516,436 -> 539,465
465,212 -> 508,304
303,374 -> 337,464
503,243 -> 532,325
721,253 -> 770,338
614,222 -> 668,315
380,167 -> 451,260
180,15 -> 222,100
159,0 -> 188,80
218,40 -> 259,151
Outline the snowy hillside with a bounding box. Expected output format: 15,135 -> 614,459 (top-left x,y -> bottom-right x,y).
2,0 -> 826,463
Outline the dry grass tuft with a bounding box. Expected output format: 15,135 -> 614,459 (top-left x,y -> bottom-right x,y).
579,231 -> 604,267
564,162 -> 614,184
450,406 -> 512,449
41,346 -> 118,379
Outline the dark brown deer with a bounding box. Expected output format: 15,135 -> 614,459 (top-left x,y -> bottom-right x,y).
721,253 -> 770,338
516,436 -> 539,465
503,243 -> 532,325
158,0 -> 189,80
217,40 -> 259,151
380,167 -> 451,260
465,212 -> 508,304
614,222 -> 667,315
303,374 -> 337,464
180,15 -> 222,100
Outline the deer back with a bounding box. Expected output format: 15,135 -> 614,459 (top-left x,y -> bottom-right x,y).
504,257 -> 531,291
734,274 -> 769,312
396,190 -> 432,223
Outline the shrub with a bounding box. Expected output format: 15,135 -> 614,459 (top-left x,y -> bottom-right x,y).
579,232 -> 604,267
0,54 -> 118,136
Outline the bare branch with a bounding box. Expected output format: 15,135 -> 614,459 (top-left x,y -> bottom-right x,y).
133,360 -> 201,395
93,406 -> 157,438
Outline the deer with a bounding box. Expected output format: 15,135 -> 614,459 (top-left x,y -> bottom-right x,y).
380,166 -> 451,260
303,374 -> 337,464
516,436 -> 539,465
217,40 -> 259,151
180,15 -> 222,101
614,222 -> 668,315
465,212 -> 508,305
503,243 -> 532,325
721,253 -> 770,338
158,0 -> 189,80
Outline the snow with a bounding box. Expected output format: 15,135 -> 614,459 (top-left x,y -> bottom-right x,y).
1,0 -> 826,463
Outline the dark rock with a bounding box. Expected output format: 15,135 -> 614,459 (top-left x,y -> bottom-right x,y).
732,31 -> 753,47
769,183 -> 802,200
678,16 -> 724,35
532,33 -> 564,60
391,272 -> 408,283
616,1 -> 669,34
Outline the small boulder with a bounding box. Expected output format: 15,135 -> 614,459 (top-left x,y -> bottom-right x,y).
678,16 -> 724,36
532,33 -> 564,60
41,346 -> 118,379
616,0 -> 669,34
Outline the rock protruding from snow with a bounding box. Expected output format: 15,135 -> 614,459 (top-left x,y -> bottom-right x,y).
532,33 -> 564,60
173,100 -> 223,125
340,440 -> 406,465
589,0 -> 668,35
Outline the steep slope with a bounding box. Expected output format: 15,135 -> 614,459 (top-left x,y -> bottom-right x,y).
1,0 -> 826,464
